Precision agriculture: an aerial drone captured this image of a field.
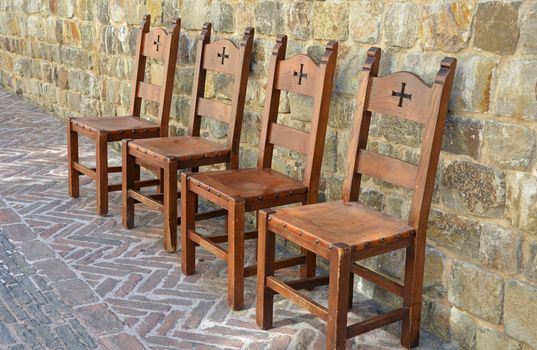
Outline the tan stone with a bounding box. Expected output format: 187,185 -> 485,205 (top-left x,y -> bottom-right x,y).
312,2 -> 348,41
493,59 -> 537,119
473,1 -> 520,54
504,280 -> 537,348
448,261 -> 504,324
422,0 -> 474,52
506,173 -> 537,234
384,2 -> 419,48
349,0 -> 383,44
284,1 -> 312,41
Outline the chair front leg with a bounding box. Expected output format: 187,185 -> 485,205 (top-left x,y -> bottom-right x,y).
401,240 -> 423,348
67,119 -> 79,198
326,243 -> 351,350
162,159 -> 178,253
181,173 -> 197,275
228,198 -> 245,310
122,140 -> 135,229
256,209 -> 275,329
95,132 -> 108,216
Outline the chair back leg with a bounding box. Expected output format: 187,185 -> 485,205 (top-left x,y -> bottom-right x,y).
401,242 -> 422,347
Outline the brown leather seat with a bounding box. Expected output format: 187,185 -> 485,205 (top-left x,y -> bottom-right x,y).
189,168 -> 308,209
129,136 -> 231,161
71,116 -> 159,133
268,200 -> 415,252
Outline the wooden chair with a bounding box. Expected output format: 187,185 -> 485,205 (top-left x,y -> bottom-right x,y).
122,24 -> 255,252
67,15 -> 180,215
181,36 -> 338,310
256,48 -> 456,349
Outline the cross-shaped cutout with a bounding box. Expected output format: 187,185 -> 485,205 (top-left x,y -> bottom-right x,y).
392,82 -> 412,107
293,64 -> 308,85
217,47 -> 229,65
153,35 -> 161,51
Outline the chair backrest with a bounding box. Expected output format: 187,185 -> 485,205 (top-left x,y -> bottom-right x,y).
129,15 -> 180,137
188,23 -> 255,169
342,47 -> 456,236
257,35 -> 338,204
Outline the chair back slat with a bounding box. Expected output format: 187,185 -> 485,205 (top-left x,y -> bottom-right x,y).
343,47 -> 457,235
187,23 -> 255,169
267,122 -> 309,155
129,15 -> 180,137
136,82 -> 161,103
355,150 -> 417,190
196,97 -> 232,123
257,36 -> 338,204
201,39 -> 242,74
366,72 -> 433,124
141,28 -> 169,60
274,55 -> 319,97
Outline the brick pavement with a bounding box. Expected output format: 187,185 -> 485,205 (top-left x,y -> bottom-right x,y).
0,88 -> 457,349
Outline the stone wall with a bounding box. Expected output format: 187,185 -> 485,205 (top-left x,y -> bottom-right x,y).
0,0 -> 536,349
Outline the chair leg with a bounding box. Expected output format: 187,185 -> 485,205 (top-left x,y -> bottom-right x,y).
158,167 -> 164,193
67,120 -> 79,198
162,159 -> 178,253
181,174 -> 197,275
401,242 -> 423,348
326,243 -> 351,350
227,199 -> 245,310
122,140 -> 135,229
95,132 -> 108,216
256,210 -> 275,329
300,201 -> 316,280
348,272 -> 354,310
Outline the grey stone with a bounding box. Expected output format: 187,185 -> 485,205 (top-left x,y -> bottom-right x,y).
254,0 -> 281,35
34,259 -> 75,282
442,114 -> 483,159
284,1 -> 312,41
54,279 -> 97,306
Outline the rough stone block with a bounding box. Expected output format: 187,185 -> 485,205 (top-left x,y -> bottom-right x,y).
312,2 -> 348,41
428,208 -> 481,259
493,59 -> 537,119
442,114 -> 483,159
473,1 -> 520,54
504,280 -> 537,348
479,224 -> 521,274
384,2 -> 419,48
441,160 -> 505,217
481,120 -> 535,171
254,0 -> 281,35
506,173 -> 537,233
349,0 -> 383,44
284,1 -> 312,41
448,261 -> 504,323
422,0 -> 473,52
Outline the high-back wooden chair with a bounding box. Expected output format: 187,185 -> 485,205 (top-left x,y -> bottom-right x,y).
181,36 -> 338,310
256,48 -> 456,349
67,15 -> 180,215
122,23 -> 254,252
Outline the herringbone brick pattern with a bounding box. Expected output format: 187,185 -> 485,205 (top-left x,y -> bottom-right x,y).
0,88 -> 456,349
